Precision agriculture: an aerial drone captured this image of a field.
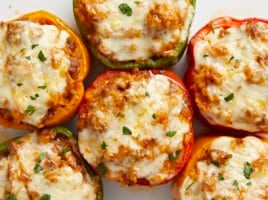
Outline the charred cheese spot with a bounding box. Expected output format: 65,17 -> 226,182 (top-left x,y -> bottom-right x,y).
78,70 -> 192,185
175,136 -> 268,200
0,130 -> 99,200
192,19 -> 268,132
0,21 -> 73,127
75,0 -> 194,62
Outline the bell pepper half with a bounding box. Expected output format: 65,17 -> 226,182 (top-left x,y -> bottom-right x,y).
185,17 -> 268,133
0,10 -> 90,130
172,133 -> 268,200
73,0 -> 196,69
77,69 -> 194,186
0,127 -> 103,200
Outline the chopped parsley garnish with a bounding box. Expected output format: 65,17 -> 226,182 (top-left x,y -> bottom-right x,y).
134,0 -> 140,4
232,180 -> 239,190
30,93 -> 39,100
152,113 -> 157,119
119,3 -> 132,16
20,48 -> 26,53
38,50 -> 47,62
211,160 -> 220,167
25,105 -> 35,115
97,163 -> 108,175
185,181 -> 195,191
5,193 -> 17,200
228,55 -> 234,63
16,83 -> 23,87
25,56 -> 31,60
61,146 -> 70,154
122,126 -> 132,135
33,152 -> 47,173
31,44 -> 39,49
244,162 -> 254,179
166,131 -> 177,137
101,141 -> 107,149
168,150 -> 181,161
218,173 -> 224,181
38,152 -> 48,162
39,194 -> 51,200
224,93 -> 234,102
246,181 -> 252,186
223,197 -> 227,200
38,84 -> 47,89
203,54 -> 209,57
145,91 -> 150,97
34,163 -> 43,173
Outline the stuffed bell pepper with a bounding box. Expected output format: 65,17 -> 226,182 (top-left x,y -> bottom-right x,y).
172,134 -> 268,200
0,127 -> 102,200
0,10 -> 90,130
185,17 -> 268,133
77,69 -> 194,186
73,0 -> 196,69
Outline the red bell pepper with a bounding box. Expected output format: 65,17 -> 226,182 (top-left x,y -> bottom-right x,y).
77,69 -> 194,186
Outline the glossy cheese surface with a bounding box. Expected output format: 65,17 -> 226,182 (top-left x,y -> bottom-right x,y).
175,136 -> 268,200
192,19 -> 268,132
0,130 -> 99,200
0,21 -> 71,126
78,70 -> 192,185
77,0 -> 194,62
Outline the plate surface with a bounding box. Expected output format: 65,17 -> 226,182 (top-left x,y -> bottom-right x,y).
1,0 -> 268,199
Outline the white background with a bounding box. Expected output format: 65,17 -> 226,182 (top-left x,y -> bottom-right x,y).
0,0 -> 268,199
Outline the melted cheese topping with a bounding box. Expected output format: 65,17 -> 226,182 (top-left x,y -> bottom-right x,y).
78,71 -> 192,185
0,21 -> 71,126
175,136 -> 268,200
0,131 -> 98,200
78,0 -> 194,61
192,20 -> 268,132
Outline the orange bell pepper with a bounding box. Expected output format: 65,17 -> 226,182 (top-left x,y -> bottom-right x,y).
0,10 -> 90,130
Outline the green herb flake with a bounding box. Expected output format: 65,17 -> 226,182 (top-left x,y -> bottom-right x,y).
30,93 -> 39,100
228,56 -> 234,63
5,193 -> 17,200
224,93 -> 234,102
38,84 -> 47,89
38,152 -> 47,163
145,91 -> 150,97
218,173 -> 224,181
168,150 -> 181,162
119,3 -> 132,16
16,83 -> 23,87
122,126 -> 132,135
211,160 -> 220,167
25,56 -> 31,60
61,146 -> 70,154
246,181 -> 252,186
39,194 -> 51,200
244,162 -> 254,179
25,105 -> 35,115
134,0 -> 140,4
38,50 -> 47,62
232,180 -> 239,190
101,141 -> 107,149
31,44 -> 39,49
152,113 -> 157,119
185,181 -> 195,191
97,163 -> 108,175
33,163 -> 43,173
166,131 -> 177,137
223,197 -> 227,200
20,48 -> 26,53
203,54 -> 209,57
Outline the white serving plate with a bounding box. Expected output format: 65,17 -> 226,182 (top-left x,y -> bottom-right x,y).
1,0 -> 268,199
